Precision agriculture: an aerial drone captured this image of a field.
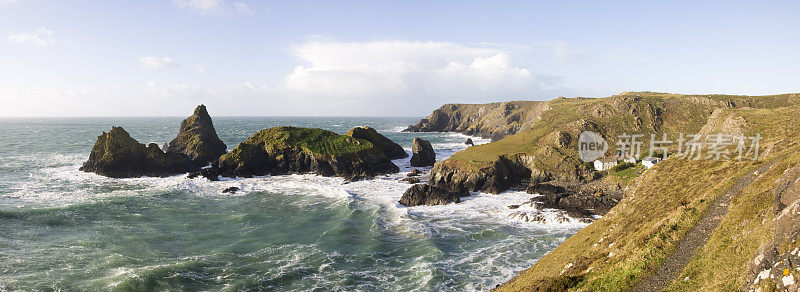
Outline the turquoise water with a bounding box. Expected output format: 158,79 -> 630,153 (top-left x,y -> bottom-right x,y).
0,117 -> 581,291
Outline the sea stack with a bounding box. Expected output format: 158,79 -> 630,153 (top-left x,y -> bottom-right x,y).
465,138 -> 474,146
345,126 -> 408,159
80,127 -> 193,178
167,104 -> 227,167
410,137 -> 435,167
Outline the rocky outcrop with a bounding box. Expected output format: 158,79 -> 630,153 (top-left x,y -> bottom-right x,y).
410,138 -> 435,167
528,182 -> 622,218
465,138 -> 474,146
80,127 -> 194,177
746,164 -> 800,291
166,105 -> 227,167
345,126 -> 407,159
398,184 -> 467,206
403,101 -> 550,141
217,126 -> 399,179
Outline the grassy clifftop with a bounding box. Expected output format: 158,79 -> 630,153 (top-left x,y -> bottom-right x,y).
244,126 -> 374,156
425,92 -> 800,194
497,104 -> 800,291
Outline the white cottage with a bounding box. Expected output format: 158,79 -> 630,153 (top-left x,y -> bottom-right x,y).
642,157 -> 661,169
594,157 -> 619,171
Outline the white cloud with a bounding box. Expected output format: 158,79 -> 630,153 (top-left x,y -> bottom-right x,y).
535,41 -> 591,63
8,27 -> 57,46
138,56 -> 180,70
193,65 -> 207,73
173,0 -> 253,15
234,2 -> 252,15
2,0 -> 19,7
284,41 -> 543,101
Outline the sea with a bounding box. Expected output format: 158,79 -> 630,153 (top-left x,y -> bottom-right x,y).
0,117 -> 585,291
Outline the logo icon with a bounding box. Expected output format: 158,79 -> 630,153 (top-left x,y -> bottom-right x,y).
578,131 -> 607,162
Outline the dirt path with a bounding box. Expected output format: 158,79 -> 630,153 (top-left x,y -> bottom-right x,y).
632,159 -> 780,291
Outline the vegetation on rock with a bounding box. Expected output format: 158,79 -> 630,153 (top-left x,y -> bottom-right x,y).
345,126 -> 408,159
217,126 -> 399,178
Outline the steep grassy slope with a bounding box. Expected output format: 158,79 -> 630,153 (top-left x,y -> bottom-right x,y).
496,105 -> 800,291
428,92 -> 800,194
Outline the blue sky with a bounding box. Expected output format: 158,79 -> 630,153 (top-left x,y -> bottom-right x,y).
1,0 -> 799,116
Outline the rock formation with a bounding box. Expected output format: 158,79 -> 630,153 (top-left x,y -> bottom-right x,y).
217,126 -> 399,179
410,137 -> 435,167
80,127 -> 194,177
345,126 -> 407,159
167,105 -> 227,167
745,163 -> 800,290
398,184 -> 467,206
465,138 -> 474,146
403,101 -> 551,141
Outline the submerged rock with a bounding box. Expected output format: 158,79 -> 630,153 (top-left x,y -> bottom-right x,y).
407,169 -> 421,177
401,177 -> 420,184
187,167 -> 220,181
346,126 -> 407,159
80,127 -> 193,177
217,126 -> 399,178
398,184 -> 467,206
167,105 -> 227,167
410,137 -> 435,167
222,186 -> 239,194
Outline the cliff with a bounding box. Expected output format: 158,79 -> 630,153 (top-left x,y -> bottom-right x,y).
495,100 -> 800,290
404,100 -> 550,140
426,92 -> 800,195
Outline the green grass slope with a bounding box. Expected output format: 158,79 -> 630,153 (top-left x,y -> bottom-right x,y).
496,104 -> 800,291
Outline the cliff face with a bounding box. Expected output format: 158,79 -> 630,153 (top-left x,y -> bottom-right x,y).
403,100 -> 550,140
495,99 -> 800,291
424,92 -> 800,195
217,126 -> 399,179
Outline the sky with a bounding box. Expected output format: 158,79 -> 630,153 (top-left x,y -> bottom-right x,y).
1,0 -> 799,117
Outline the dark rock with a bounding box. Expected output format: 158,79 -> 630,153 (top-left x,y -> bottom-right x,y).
217,126 -> 398,179
80,127 -> 194,178
508,204 -> 520,209
407,169 -> 421,177
401,177 -> 420,184
527,183 -> 566,196
346,126 -> 407,159
398,184 -> 467,206
167,105 -> 227,167
222,186 -> 239,194
465,138 -> 474,146
187,167 -> 220,181
410,138 -> 435,167
533,192 -> 619,218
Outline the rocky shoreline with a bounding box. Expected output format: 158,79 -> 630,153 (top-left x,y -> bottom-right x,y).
81,104 -> 617,221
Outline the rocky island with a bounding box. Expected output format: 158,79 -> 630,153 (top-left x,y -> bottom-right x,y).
81,105 -> 227,178
216,126 -> 400,180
